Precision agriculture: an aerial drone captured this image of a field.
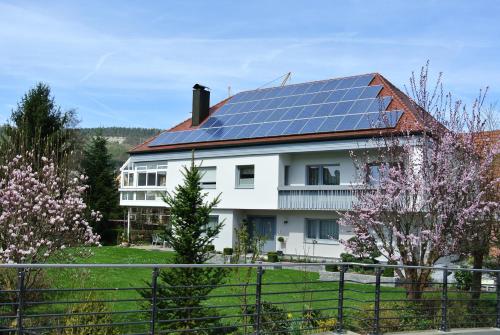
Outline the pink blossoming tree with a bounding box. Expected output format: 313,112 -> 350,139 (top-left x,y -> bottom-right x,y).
0,154 -> 100,264
339,64 -> 499,298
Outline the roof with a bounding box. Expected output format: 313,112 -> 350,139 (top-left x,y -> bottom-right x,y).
130,73 -> 427,154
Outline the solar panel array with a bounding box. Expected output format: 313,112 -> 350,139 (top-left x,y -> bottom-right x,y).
148,74 -> 403,147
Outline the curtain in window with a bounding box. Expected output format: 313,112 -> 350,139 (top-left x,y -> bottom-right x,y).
157,171 -> 166,186
307,166 -> 320,185
306,219 -> 318,239
239,166 -> 254,186
319,220 -> 339,240
323,166 -> 340,185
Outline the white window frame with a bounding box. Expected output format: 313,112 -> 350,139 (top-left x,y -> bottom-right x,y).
133,162 -> 167,188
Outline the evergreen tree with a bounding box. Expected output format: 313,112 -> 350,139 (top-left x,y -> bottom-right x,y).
140,157 -> 227,334
0,82 -> 79,168
81,135 -> 119,236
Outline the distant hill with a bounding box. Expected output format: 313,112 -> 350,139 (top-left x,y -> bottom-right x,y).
80,127 -> 162,169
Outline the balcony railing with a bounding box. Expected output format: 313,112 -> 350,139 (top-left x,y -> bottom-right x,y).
278,186 -> 363,210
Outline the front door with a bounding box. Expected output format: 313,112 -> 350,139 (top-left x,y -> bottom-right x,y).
247,216 -> 277,253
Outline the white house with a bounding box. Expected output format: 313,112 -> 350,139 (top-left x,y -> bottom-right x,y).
119,73 -> 425,259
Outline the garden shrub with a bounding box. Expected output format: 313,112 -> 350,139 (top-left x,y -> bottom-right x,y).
324,264 -> 339,272
60,293 -> 118,335
340,253 -> 378,274
317,317 -> 337,332
382,267 -> 394,277
247,301 -> 289,335
302,307 -> 322,328
348,300 -> 436,333
454,269 -> 472,291
223,248 -> 233,255
267,252 -> 279,263
207,244 -> 215,252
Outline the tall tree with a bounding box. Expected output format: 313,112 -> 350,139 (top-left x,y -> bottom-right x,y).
0,82 -> 79,168
140,157 -> 227,334
81,135 -> 119,235
339,64 -> 499,299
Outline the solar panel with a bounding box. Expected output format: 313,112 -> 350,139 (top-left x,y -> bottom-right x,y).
148,73 -> 404,147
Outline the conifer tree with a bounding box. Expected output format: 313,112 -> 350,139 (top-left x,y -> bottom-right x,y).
141,157 -> 227,334
0,82 -> 79,168
81,135 -> 119,237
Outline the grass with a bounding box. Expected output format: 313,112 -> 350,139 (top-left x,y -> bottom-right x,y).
2,247 -> 497,334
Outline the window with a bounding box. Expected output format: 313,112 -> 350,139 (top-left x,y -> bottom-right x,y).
138,173 -> 147,186
147,172 -> 156,186
136,191 -> 146,200
157,171 -> 167,186
146,191 -> 156,200
307,165 -> 340,185
137,171 -> 166,187
236,165 -> 254,188
366,163 -> 396,186
199,167 -> 216,188
121,192 -> 134,200
207,215 -> 219,230
305,219 -> 339,240
122,172 -> 135,187
284,165 -> 290,186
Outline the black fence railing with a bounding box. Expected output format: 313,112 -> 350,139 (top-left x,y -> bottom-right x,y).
0,262 -> 499,334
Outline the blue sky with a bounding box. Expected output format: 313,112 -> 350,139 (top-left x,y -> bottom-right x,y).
0,0 -> 499,128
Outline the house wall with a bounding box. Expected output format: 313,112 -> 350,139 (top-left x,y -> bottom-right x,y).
120,137 -> 420,258
166,154 -> 280,210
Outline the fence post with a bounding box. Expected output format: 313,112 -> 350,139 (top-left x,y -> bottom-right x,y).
440,266 -> 449,332
336,264 -> 346,334
254,263 -> 263,335
150,267 -> 160,335
372,267 -> 381,335
496,272 -> 500,329
16,268 -> 25,335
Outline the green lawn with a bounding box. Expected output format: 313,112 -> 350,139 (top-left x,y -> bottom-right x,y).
4,247 -> 496,334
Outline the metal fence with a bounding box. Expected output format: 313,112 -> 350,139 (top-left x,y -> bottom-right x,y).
0,262 -> 499,334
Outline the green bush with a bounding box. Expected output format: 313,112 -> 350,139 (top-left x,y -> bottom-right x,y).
455,269 -> 472,291
61,294 -> 118,334
207,244 -> 215,252
223,247 -> 233,255
325,264 -> 339,272
340,253 -> 378,274
267,252 -> 279,263
247,301 -> 289,335
382,267 -> 395,277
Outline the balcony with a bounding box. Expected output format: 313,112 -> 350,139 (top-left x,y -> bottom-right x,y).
278,185 -> 361,210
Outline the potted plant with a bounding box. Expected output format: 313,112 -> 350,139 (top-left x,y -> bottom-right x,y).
277,236 -> 285,243
120,232 -> 130,247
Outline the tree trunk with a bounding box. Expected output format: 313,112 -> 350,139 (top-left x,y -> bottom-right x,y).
469,251 -> 484,308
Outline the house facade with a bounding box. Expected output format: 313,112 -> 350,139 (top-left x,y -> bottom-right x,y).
119,73 -> 424,259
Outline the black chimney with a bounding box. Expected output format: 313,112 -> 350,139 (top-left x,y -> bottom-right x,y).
192,84 -> 210,126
